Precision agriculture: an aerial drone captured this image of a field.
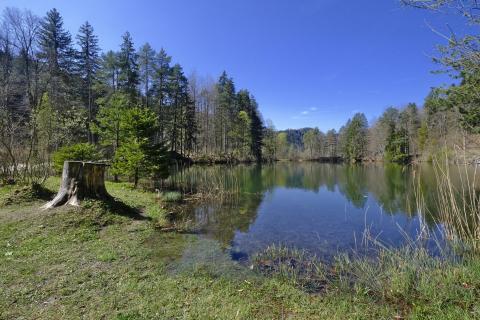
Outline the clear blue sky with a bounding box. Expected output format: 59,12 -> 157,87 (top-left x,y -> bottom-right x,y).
1,0 -> 467,130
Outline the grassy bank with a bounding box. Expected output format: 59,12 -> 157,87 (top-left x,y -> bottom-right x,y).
1,179 -> 480,319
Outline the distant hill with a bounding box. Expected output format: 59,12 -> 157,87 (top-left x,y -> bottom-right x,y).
278,128 -> 313,148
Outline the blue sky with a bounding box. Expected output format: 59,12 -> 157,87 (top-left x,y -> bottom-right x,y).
0,0 -> 467,130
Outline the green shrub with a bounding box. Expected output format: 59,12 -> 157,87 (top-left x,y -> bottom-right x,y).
162,191 -> 182,202
52,143 -> 102,172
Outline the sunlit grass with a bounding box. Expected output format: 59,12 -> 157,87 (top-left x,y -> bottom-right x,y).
2,167 -> 480,318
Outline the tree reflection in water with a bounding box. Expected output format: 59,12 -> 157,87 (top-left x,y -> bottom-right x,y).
166,163 -> 478,261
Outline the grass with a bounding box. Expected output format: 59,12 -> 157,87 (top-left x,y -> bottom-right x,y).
161,191 -> 183,202
1,176 -> 480,319
432,161 -> 480,252
252,244 -> 480,319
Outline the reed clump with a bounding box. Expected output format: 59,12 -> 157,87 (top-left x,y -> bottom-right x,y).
161,191 -> 183,203
433,161 -> 480,252
413,157 -> 480,254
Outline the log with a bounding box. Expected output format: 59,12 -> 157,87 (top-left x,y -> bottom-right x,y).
43,161 -> 109,209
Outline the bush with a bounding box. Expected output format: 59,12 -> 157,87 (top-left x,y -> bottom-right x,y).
52,143 -> 102,173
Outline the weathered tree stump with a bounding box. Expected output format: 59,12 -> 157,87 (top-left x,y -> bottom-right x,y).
43,161 -> 109,209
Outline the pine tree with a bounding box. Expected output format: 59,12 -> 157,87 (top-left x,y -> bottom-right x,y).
138,43 -> 156,108
76,21 -> 100,143
263,120 -> 277,161
249,96 -> 264,161
236,90 -> 263,161
99,50 -> 119,91
152,48 -> 172,142
184,95 -> 197,155
110,106 -> 169,187
38,8 -> 76,117
215,71 -> 236,153
118,31 -> 139,99
341,113 -> 368,161
167,64 -> 189,153
92,92 -> 130,156
38,8 -> 75,77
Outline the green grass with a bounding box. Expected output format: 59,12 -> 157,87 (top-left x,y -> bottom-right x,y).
161,191 -> 183,202
1,178 -> 479,319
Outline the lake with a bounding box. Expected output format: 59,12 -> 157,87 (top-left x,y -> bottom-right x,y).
166,162 -> 469,262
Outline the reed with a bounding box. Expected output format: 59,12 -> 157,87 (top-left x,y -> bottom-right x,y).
161,191 -> 183,202
163,165 -> 243,202
415,155 -> 480,253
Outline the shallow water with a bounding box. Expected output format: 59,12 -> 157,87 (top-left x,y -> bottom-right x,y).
166,162 -> 474,262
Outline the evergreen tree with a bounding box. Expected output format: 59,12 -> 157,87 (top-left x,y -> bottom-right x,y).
167,64 -> 189,153
76,21 -> 100,143
341,113 -> 368,161
38,8 -> 75,77
38,8 -> 77,118
138,42 -> 156,108
183,93 -> 197,155
263,120 -> 277,161
249,96 -> 264,161
215,71 -> 236,153
400,103 -> 420,156
92,92 -> 130,156
118,31 -> 139,99
385,125 -> 409,163
99,50 -> 119,91
152,48 -> 172,142
111,106 -> 169,187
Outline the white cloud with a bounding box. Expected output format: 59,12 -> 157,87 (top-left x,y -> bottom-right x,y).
301,111 -> 309,115
310,107 -> 318,111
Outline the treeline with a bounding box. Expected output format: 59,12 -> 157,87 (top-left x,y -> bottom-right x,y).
0,7 -> 264,184
274,92 -> 479,163
2,2 -> 480,186
273,0 -> 480,163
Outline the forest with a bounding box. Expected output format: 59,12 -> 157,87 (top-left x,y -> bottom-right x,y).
3,2 -> 480,319
1,3 -> 480,186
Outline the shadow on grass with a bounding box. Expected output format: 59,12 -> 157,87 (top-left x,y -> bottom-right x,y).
95,195 -> 152,221
1,183 -> 55,206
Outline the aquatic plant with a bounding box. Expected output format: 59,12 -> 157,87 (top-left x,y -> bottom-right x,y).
434,162 -> 480,252
412,155 -> 480,254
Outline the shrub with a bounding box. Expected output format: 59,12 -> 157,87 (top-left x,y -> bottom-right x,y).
52,143 -> 102,173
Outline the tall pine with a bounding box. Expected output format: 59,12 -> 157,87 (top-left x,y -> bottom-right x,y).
76,21 -> 100,143
118,31 -> 139,100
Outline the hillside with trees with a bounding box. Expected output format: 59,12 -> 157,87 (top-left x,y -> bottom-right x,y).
2,3 -> 480,186
0,7 -> 264,185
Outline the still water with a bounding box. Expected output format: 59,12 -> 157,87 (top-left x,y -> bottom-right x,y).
168,162 -> 462,261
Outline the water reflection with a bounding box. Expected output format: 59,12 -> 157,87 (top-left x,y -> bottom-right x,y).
167,163 -> 472,261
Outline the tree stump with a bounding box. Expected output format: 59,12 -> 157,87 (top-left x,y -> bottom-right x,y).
43,161 -> 110,209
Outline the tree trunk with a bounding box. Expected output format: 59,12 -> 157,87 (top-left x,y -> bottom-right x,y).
42,161 -> 109,209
